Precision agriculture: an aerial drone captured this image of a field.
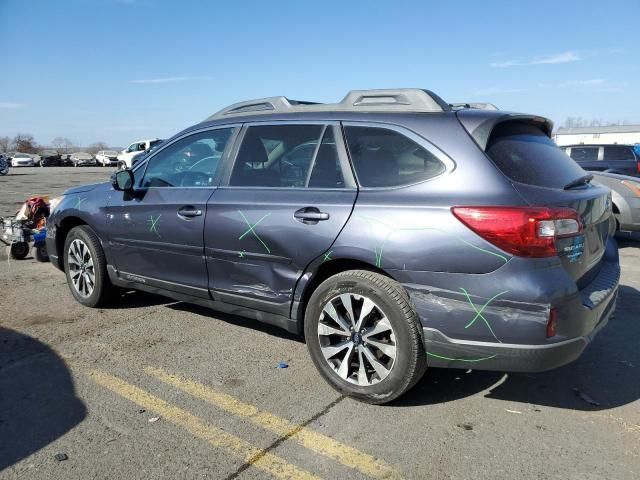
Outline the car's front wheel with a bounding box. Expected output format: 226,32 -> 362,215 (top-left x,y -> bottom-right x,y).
305,270 -> 427,404
63,225 -> 114,307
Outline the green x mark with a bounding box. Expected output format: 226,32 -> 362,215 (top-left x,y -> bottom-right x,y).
460,288 -> 508,343
238,250 -> 246,258
238,211 -> 271,254
75,197 -> 86,209
147,214 -> 161,237
323,250 -> 333,262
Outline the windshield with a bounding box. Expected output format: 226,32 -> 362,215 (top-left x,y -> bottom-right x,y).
15,153 -> 30,158
104,150 -> 118,156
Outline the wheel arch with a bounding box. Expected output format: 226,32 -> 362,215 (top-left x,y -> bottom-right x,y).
56,216 -> 88,271
292,257 -> 398,330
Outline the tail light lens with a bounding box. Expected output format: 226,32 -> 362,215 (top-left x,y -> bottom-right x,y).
452,206 -> 583,258
621,180 -> 640,197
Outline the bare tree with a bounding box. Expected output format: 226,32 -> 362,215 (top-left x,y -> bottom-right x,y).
12,133 -> 38,153
0,135 -> 10,153
88,141 -> 108,155
51,136 -> 75,155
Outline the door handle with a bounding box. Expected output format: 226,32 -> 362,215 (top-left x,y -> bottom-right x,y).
178,206 -> 202,218
294,207 -> 330,224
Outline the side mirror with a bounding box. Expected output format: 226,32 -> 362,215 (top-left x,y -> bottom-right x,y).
111,169 -> 134,191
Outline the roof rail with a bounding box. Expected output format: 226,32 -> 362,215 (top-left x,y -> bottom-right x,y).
450,102 -> 499,111
206,88 -> 450,121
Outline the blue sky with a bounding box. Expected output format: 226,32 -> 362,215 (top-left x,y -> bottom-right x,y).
0,0 -> 638,147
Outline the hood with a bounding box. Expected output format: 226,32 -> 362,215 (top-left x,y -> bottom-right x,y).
64,182 -> 106,195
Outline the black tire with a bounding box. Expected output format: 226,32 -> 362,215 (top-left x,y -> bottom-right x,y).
10,242 -> 29,260
34,244 -> 49,262
304,270 -> 427,404
63,225 -> 113,307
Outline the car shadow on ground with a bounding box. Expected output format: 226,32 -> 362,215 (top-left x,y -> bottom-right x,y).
396,284 -> 640,411
167,302 -> 303,343
0,326 -> 86,471
100,289 -> 173,310
616,233 -> 640,246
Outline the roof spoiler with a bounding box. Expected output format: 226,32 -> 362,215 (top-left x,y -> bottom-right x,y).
456,110 -> 554,150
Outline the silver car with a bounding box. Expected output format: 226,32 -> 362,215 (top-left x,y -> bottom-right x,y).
70,152 -> 96,167
592,172 -> 640,232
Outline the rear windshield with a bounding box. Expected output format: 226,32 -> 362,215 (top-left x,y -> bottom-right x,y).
486,122 -> 586,188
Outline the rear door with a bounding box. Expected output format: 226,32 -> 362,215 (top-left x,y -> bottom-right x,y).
204,122 -> 357,316
484,122 -> 613,284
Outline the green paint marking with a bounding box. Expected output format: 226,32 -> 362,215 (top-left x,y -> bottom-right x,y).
323,250 -> 333,262
147,214 -> 161,237
238,250 -> 246,258
238,210 -> 271,254
75,197 -> 86,209
460,287 -> 508,343
355,215 -> 509,268
427,352 -> 498,363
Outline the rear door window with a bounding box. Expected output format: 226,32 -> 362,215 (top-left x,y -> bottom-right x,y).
230,124 -> 327,188
485,122 -> 586,189
343,126 -> 445,187
603,145 -> 636,161
569,146 -> 599,162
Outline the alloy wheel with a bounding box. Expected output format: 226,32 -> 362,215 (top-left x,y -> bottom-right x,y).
68,239 -> 95,297
318,293 -> 396,386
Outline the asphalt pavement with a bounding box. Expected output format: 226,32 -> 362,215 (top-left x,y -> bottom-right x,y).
0,167 -> 639,479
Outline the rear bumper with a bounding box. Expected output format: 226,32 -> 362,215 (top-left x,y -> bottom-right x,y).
412,241 -> 620,372
422,292 -> 615,372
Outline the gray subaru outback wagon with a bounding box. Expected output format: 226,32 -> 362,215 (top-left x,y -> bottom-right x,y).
47,89 -> 620,403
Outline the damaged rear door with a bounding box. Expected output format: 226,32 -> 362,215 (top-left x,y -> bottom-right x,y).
204,122 -> 357,316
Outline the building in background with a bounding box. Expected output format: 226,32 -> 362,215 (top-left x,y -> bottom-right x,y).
554,125 -> 640,146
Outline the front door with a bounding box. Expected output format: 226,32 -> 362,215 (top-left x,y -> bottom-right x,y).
107,127 -> 236,297
204,123 -> 357,316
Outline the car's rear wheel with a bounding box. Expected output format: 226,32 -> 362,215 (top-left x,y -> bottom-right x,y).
305,270 -> 426,404
63,225 -> 113,307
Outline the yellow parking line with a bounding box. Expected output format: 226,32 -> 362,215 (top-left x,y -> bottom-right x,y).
144,366 -> 401,480
89,370 -> 322,480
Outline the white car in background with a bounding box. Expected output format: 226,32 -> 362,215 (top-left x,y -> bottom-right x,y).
117,138 -> 162,169
11,153 -> 35,167
95,150 -> 120,167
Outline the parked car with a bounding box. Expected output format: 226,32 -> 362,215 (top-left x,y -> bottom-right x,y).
562,144 -> 640,177
129,140 -> 166,169
95,150 -> 120,167
70,152 -> 96,167
47,88 -> 619,404
0,154 -> 9,175
59,154 -> 74,166
117,138 -> 163,169
39,150 -> 61,167
591,172 -> 640,233
11,153 -> 35,167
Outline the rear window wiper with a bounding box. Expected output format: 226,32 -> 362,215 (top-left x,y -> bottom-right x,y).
564,174 -> 593,190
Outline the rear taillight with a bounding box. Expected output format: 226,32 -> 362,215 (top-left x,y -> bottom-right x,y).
452,206 -> 583,258
621,180 -> 640,197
